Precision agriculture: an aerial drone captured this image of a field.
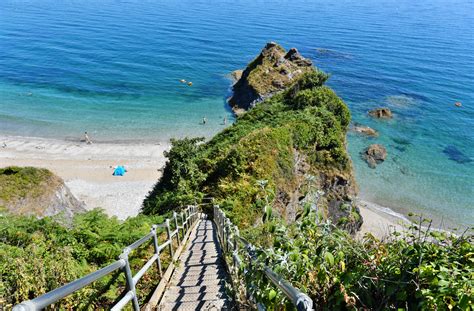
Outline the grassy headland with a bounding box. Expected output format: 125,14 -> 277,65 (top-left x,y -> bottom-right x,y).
143,69 -> 361,234
0,44 -> 472,310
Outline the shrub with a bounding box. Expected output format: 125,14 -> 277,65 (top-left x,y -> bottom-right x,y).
242,214 -> 474,310
0,210 -> 167,309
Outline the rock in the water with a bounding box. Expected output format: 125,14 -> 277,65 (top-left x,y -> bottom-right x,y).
369,107 -> 393,119
363,144 -> 387,168
351,124 -> 378,136
230,70 -> 243,83
229,42 -> 314,110
0,166 -> 85,219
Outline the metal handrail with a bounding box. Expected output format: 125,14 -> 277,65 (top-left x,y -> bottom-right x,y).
13,205 -> 199,311
213,205 -> 314,311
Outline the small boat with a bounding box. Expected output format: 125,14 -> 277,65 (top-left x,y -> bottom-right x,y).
455,102 -> 462,107
179,79 -> 186,83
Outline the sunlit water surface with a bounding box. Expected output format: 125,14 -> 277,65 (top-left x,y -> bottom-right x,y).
1,0 -> 473,226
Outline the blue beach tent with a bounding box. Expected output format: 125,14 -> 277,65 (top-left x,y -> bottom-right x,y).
113,165 -> 127,176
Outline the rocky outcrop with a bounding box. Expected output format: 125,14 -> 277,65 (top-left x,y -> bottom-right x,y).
0,166 -> 85,219
146,42 -> 363,234
229,42 -> 314,110
369,107 -> 393,119
230,70 -> 243,82
363,144 -> 387,168
351,124 -> 378,136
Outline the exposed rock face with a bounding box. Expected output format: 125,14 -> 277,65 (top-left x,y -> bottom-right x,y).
363,144 -> 387,168
230,70 -> 243,83
369,107 -> 393,119
351,124 -> 378,136
0,167 -> 85,219
229,42 -> 314,110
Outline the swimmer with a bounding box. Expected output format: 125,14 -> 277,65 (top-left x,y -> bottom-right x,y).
187,82 -> 193,86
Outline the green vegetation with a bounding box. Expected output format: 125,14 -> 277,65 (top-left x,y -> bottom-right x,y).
241,213 -> 473,310
0,210 -> 169,309
1,49 -> 472,310
143,70 -> 359,231
0,166 -> 84,218
0,166 -> 58,204
141,61 -> 473,309
244,44 -> 313,96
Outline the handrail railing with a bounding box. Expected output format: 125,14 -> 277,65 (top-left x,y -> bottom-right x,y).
213,205 -> 314,311
13,205 -> 200,311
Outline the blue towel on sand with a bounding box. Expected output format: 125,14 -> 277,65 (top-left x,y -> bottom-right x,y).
113,166 -> 126,176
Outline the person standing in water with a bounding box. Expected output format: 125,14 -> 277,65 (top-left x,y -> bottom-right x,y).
223,116 -> 227,125
202,117 -> 207,125
84,132 -> 92,144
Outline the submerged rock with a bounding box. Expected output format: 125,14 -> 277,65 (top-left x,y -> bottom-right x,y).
369,107 -> 393,119
363,144 -> 387,168
392,137 -> 411,146
351,124 -> 378,136
229,42 -> 314,110
443,145 -> 472,164
314,48 -> 353,60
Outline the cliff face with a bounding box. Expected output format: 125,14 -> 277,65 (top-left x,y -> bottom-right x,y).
229,42 -> 314,111
0,166 -> 85,219
144,43 -> 362,234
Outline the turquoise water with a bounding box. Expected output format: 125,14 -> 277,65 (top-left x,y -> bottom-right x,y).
1,0 -> 473,226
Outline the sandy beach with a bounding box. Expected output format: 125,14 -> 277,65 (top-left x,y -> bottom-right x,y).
1,135 -> 407,237
357,200 -> 407,239
0,135 -> 169,220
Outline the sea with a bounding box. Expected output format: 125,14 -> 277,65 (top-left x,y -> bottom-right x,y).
1,0 -> 473,227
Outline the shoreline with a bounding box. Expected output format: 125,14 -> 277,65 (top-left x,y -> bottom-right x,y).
0,134 -> 170,220
1,134 -> 447,238
357,199 -> 407,239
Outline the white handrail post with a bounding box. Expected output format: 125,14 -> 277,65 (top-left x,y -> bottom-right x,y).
119,248 -> 140,311
151,225 -> 163,277
233,227 -> 239,275
187,207 -> 191,228
165,219 -> 173,257
173,212 -> 180,245
221,212 -> 226,249
225,219 -> 233,253
184,208 -> 188,232
180,212 -> 185,238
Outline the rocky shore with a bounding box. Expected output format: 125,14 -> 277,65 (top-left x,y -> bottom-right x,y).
229,42 -> 314,111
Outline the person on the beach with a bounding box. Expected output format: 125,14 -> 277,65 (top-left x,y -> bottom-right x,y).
84,132 -> 92,144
